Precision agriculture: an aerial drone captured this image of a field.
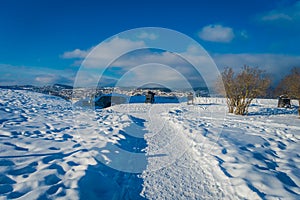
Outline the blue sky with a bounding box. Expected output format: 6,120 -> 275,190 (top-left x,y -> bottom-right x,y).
1,0 -> 300,87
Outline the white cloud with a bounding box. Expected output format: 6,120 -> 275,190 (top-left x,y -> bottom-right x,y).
61,48 -> 89,59
137,32 -> 158,40
62,37 -> 145,68
198,24 -> 235,43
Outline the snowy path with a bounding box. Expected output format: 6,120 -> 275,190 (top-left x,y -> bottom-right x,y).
139,105 -> 236,199
0,89 -> 299,199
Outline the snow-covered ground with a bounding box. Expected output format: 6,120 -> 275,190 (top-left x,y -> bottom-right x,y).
0,89 -> 299,199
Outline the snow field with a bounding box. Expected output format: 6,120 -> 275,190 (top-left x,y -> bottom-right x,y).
0,89 -> 299,199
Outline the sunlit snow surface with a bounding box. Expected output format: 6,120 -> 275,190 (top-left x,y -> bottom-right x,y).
0,89 -> 299,199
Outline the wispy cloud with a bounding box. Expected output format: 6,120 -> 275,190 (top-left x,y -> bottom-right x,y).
198,24 -> 235,43
137,32 -> 158,40
261,13 -> 292,21
0,64 -> 75,86
239,30 -> 249,39
259,1 -> 300,22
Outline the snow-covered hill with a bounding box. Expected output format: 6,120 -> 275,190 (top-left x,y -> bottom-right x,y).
0,89 -> 299,199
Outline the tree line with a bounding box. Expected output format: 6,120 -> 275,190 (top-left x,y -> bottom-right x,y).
216,66 -> 300,116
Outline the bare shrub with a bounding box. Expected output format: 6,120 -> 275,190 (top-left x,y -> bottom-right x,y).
216,66 -> 271,115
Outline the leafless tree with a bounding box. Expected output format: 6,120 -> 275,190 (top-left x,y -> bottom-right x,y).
216,66 -> 271,115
